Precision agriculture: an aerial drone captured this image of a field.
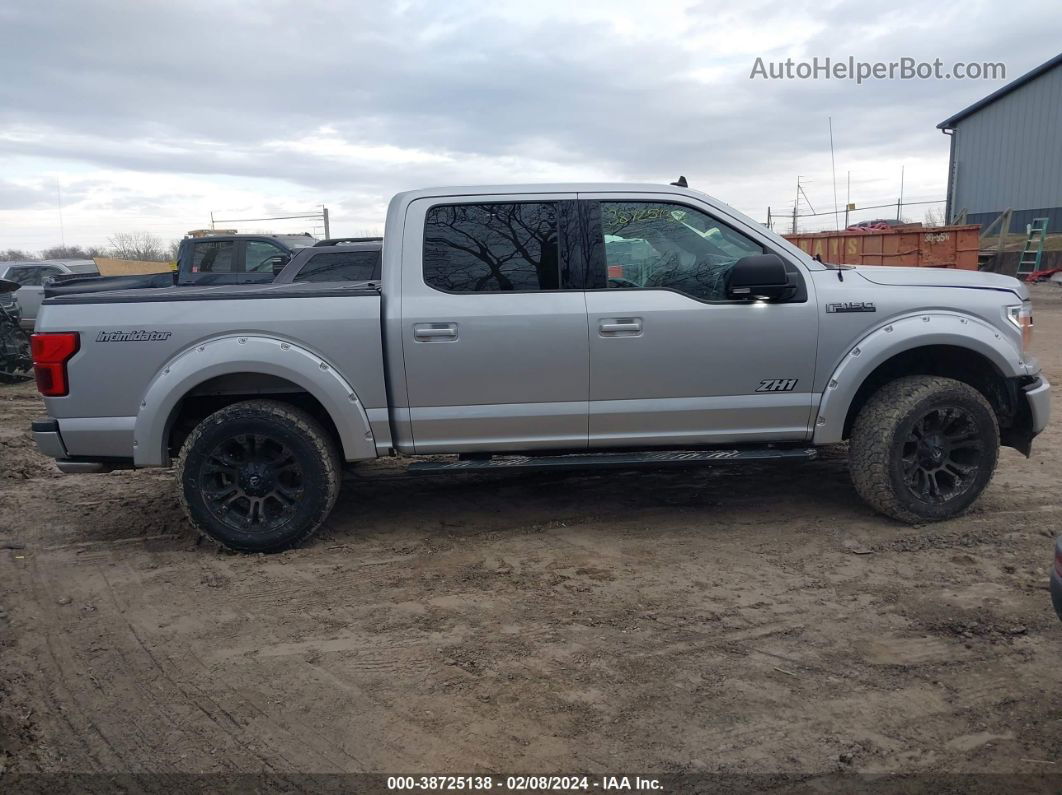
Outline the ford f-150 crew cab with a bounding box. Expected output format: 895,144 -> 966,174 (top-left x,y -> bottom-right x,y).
29,183 -> 1051,552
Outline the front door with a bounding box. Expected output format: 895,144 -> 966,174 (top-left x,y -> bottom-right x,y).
400,196 -> 591,453
582,196 -> 819,447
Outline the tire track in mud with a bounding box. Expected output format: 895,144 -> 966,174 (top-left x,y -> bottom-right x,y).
26,547 -> 311,776
112,553 -> 497,772
20,552 -> 135,772
101,558 -> 355,775
36,553 -> 222,772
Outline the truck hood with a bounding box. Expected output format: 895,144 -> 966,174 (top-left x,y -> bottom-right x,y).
852,266 -> 1026,297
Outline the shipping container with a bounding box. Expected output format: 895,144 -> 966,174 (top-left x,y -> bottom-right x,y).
784,224 -> 981,270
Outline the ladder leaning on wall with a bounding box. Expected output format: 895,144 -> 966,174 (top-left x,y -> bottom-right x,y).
1016,217 -> 1050,276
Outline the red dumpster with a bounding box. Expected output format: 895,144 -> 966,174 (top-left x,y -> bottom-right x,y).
784,224 -> 980,270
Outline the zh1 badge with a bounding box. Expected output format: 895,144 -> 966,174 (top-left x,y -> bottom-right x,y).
826,302 -> 876,313
756,378 -> 798,393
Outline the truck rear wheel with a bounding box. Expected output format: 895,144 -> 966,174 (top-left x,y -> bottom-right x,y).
177,400 -> 340,553
849,376 -> 999,523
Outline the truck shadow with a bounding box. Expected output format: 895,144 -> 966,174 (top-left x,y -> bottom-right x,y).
323,449 -> 872,546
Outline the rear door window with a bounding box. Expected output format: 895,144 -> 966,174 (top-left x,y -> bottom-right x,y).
294,251 -> 380,282
191,240 -> 237,273
423,202 -> 560,292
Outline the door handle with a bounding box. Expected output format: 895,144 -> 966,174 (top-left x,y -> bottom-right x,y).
598,318 -> 642,335
413,323 -> 458,341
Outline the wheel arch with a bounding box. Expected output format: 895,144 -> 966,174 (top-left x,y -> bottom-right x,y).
814,313 -> 1027,446
134,335 -> 376,467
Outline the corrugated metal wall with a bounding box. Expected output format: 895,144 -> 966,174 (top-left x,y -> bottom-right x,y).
950,63 -> 1062,232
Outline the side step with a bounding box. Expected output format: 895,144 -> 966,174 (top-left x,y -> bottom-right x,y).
407,447 -> 817,474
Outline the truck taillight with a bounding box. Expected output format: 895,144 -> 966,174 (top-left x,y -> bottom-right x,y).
31,332 -> 80,397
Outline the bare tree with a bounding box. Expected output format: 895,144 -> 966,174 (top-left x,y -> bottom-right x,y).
41,244 -> 103,260
0,249 -> 37,262
923,207 -> 945,227
108,232 -> 167,261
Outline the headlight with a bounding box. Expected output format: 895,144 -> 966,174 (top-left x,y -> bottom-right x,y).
1006,302 -> 1033,350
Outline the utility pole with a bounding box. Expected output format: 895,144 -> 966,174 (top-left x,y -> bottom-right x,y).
792,176 -> 801,235
844,171 -> 851,228
56,179 -> 65,246
322,206 -> 330,239
897,165 -> 905,221
829,116 -> 839,231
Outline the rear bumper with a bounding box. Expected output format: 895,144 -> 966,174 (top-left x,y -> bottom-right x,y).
32,419 -> 67,458
31,418 -> 130,474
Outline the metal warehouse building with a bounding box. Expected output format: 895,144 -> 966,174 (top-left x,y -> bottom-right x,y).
938,52 -> 1062,233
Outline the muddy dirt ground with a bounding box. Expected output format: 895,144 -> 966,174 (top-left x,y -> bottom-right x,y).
1,288 -> 1060,783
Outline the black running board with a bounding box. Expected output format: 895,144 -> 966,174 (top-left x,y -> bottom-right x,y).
407,447 -> 817,474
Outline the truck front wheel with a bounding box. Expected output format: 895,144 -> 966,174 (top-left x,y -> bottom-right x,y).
177,400 -> 340,553
849,375 -> 999,523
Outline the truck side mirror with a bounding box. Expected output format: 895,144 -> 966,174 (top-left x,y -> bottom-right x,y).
727,254 -> 794,301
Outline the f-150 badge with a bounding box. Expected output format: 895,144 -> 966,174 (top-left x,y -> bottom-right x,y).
756,378 -> 798,392
826,302 -> 876,313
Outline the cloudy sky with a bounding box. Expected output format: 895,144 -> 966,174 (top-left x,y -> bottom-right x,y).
1,0 -> 1059,252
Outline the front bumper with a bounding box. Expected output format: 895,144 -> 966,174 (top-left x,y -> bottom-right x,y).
1052,539 -> 1062,623
1025,374 -> 1051,435
1052,570 -> 1062,622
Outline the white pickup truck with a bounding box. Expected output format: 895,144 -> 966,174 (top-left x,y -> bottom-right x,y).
29,183 -> 1050,552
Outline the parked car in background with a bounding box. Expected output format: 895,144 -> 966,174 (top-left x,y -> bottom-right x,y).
1,260 -> 99,329
1052,536 -> 1062,621
46,233 -> 321,298
0,278 -> 30,381
0,286 -> 20,323
174,233 -> 317,285
273,239 -> 382,284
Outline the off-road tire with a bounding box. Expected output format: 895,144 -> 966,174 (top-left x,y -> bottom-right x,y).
849,376 -> 999,523
177,400 -> 340,553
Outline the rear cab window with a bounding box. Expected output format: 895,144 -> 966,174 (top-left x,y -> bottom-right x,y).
294,251 -> 380,283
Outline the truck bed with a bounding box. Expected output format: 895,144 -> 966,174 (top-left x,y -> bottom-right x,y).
36,281 -> 387,462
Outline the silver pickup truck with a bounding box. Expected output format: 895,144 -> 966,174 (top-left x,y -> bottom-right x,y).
29,183 -> 1051,552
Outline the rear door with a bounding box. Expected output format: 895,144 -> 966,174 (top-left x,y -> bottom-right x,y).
399,195 -> 591,453
184,239 -> 239,284
581,194 -> 819,447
